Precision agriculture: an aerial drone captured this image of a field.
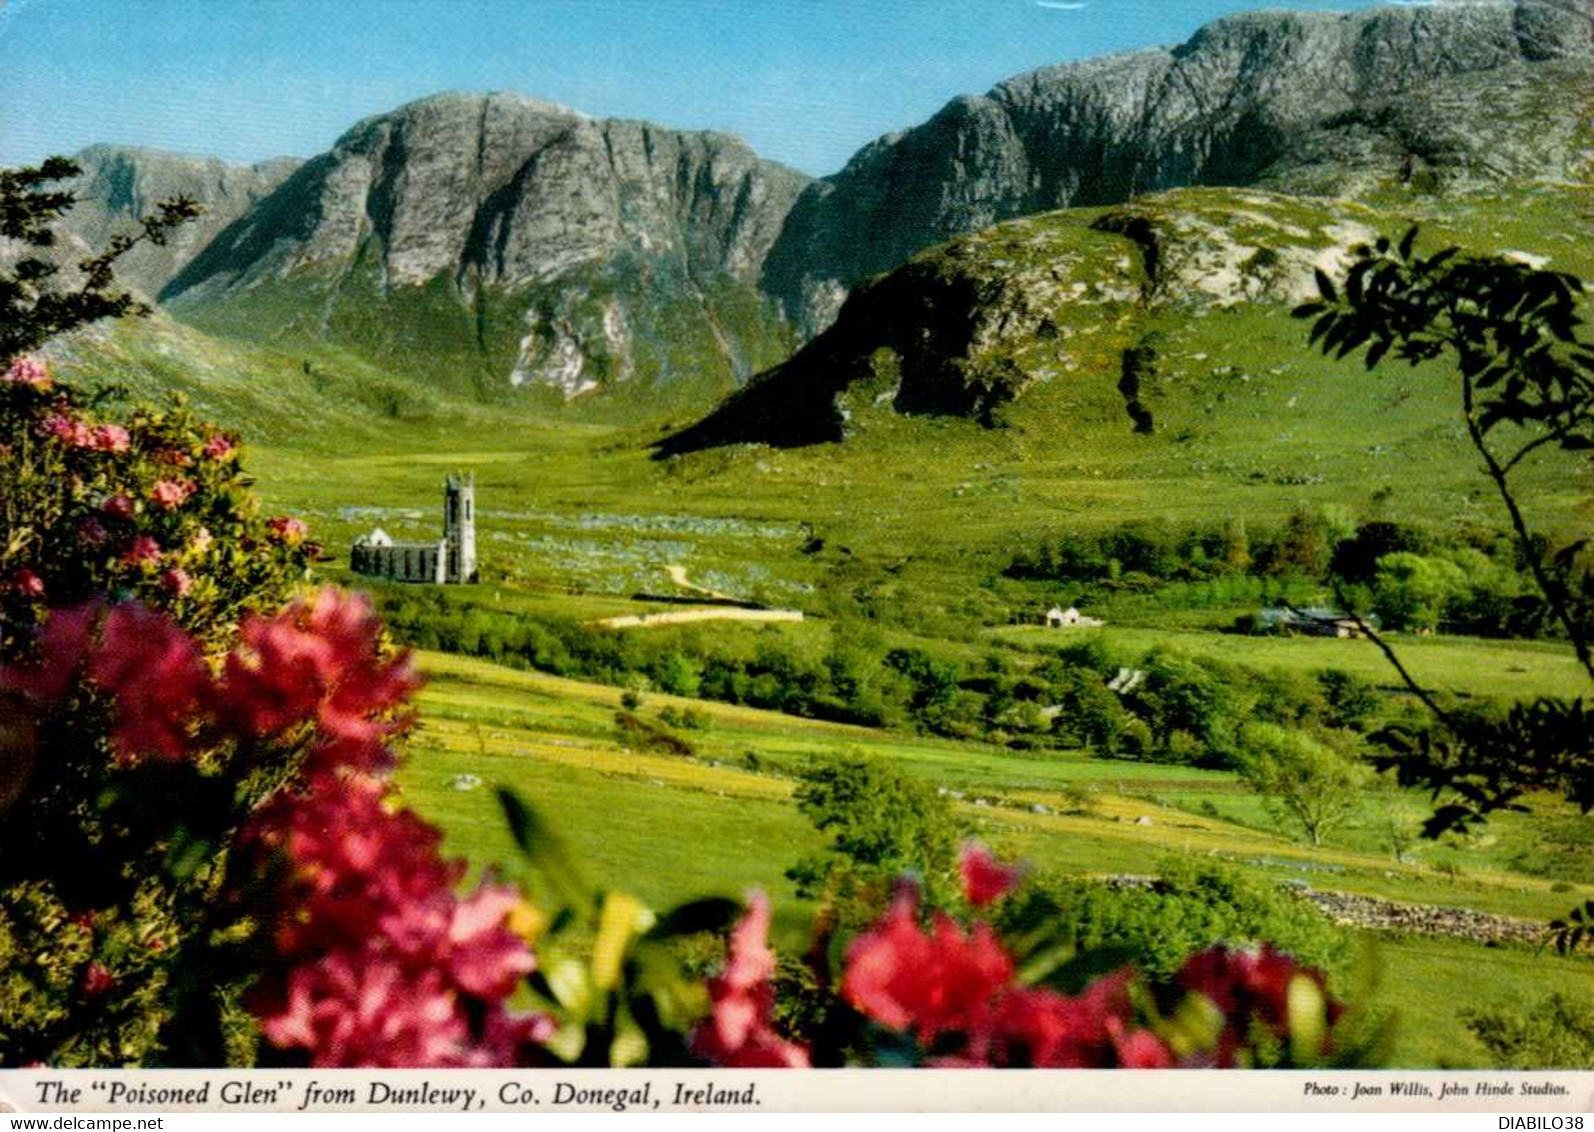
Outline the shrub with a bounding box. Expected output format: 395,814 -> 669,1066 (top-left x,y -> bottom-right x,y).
0,361 -> 316,1066
1463,994 -> 1594,1070
786,755 -> 961,919
998,860 -> 1350,984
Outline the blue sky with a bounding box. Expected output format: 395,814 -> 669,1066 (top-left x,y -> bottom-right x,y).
1,0 -> 1397,177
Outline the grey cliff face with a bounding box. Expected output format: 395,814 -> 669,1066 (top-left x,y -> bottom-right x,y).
762,1 -> 1593,334
61,145 -> 301,298
162,92 -> 809,396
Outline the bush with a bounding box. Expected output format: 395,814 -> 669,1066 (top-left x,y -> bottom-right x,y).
0,361 -> 316,1066
786,755 -> 961,920
998,860 -> 1350,983
1463,993 -> 1594,1069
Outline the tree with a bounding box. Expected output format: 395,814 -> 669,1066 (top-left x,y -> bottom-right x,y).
1296,228 -> 1592,945
2,158 -> 201,361
1370,551 -> 1468,633
1237,724 -> 1370,848
785,755 -> 960,919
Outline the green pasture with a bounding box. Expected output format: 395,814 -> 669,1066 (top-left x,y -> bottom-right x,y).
395,650 -> 1594,1068
993,625 -> 1590,703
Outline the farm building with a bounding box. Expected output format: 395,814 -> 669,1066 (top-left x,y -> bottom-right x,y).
1045,605 -> 1105,628
1255,607 -> 1378,638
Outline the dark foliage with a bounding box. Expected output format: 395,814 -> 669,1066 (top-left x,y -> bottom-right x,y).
1,158 -> 202,361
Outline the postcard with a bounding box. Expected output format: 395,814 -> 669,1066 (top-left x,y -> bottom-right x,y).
0,0 -> 1590,1115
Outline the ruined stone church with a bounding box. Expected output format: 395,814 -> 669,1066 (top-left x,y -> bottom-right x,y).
350,473 -> 478,584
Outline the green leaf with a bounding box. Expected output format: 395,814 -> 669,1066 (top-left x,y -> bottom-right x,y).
496,787 -> 593,911
643,897 -> 743,941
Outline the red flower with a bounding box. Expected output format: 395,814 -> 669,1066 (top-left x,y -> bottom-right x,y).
9,569 -> 45,599
223,588 -> 418,767
78,518 -> 109,547
0,602 -> 101,704
266,516 -> 309,544
1173,944 -> 1342,1067
959,842 -> 1023,906
120,535 -> 162,567
445,886 -> 538,1000
245,766 -> 543,1068
965,971 -> 1172,1068
149,479 -> 196,510
90,425 -> 130,453
80,963 -> 116,998
257,956 -> 476,1068
159,568 -> 193,596
6,356 -> 50,387
100,494 -> 136,520
690,892 -> 810,1068
841,884 -> 1014,1045
39,415 -> 92,447
89,602 -> 212,763
203,435 -> 235,460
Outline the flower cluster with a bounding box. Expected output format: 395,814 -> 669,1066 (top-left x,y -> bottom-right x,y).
1,577 -> 549,1067
0,356 -> 310,647
690,893 -> 810,1068
831,847 -> 1343,1069
244,776 -> 549,1067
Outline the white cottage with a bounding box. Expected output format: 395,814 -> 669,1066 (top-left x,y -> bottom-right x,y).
1045,606 -> 1104,628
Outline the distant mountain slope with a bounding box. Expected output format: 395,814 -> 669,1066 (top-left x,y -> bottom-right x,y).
160,92 -> 810,401
60,145 -> 301,298
659,178 -> 1592,455
761,1 -> 1592,334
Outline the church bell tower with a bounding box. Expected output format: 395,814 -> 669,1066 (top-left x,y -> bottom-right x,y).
443,473 -> 477,583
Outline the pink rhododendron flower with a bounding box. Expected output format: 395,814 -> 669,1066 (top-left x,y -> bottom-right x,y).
258,956 -> 477,1068
690,892 -> 810,1068
266,516 -> 309,544
246,765 -> 542,1067
841,884 -> 1013,1044
9,569 -> 45,599
0,602 -> 102,704
203,434 -> 235,460
1173,944 -> 1342,1067
840,884 -> 1179,1068
445,886 -> 539,1000
159,568 -> 192,596
121,535 -> 162,567
959,842 -> 1023,906
100,494 -> 136,520
89,602 -> 212,762
80,963 -> 115,998
149,479 -> 196,510
223,588 -> 418,765
39,415 -> 92,447
6,356 -> 50,387
90,425 -> 130,453
78,518 -> 109,547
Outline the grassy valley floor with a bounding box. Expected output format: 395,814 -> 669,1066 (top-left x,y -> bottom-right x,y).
396,650 -> 1594,1069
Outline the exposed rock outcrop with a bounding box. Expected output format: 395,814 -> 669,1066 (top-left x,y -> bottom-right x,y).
762,1 -> 1593,334
60,145 -> 301,298
161,92 -> 810,397
659,187 -> 1386,452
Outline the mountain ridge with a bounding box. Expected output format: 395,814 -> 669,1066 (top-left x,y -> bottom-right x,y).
761,0 -> 1593,334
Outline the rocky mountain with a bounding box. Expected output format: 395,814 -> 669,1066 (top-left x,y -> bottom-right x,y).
762,1 -> 1593,335
160,92 -> 810,399
58,145 -> 301,298
658,171 -> 1594,455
